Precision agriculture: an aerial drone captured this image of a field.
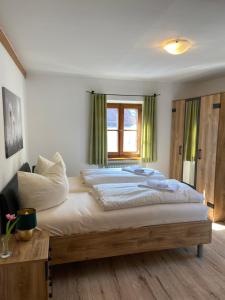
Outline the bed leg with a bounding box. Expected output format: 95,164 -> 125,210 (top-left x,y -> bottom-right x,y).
197,244 -> 203,258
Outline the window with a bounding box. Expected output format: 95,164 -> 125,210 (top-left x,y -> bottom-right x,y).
107,103 -> 142,159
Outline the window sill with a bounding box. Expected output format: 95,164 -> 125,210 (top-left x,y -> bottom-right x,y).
108,157 -> 141,161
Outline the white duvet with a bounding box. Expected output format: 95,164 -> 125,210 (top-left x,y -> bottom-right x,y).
81,168 -> 122,176
92,180 -> 204,211
81,168 -> 166,186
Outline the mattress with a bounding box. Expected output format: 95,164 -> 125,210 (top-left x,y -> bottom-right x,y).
37,189 -> 208,237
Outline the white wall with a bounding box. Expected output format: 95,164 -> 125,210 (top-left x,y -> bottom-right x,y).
172,75 -> 225,100
26,72 -> 192,176
0,43 -> 27,190
189,76 -> 225,97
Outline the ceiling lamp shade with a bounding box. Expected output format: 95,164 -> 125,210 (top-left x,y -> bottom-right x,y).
163,39 -> 192,55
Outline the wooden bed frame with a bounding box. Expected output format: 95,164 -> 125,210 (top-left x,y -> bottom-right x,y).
50,220 -> 212,265
0,163 -> 212,266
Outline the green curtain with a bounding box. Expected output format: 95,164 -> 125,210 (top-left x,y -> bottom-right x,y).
141,95 -> 157,163
89,93 -> 107,166
183,99 -> 200,161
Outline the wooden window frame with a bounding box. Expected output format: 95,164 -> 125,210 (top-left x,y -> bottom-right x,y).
107,103 -> 142,159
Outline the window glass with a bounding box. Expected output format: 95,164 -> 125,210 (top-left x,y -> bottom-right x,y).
107,108 -> 118,129
124,108 -> 138,130
107,131 -> 118,152
123,131 -> 137,152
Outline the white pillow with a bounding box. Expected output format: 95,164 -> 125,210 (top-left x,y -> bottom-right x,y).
34,155 -> 54,174
34,152 -> 66,175
52,152 -> 66,170
18,161 -> 69,212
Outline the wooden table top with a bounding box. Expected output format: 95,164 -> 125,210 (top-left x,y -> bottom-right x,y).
0,229 -> 49,265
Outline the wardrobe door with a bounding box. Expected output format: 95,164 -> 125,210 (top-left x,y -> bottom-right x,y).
196,94 -> 221,220
214,94 -> 225,221
170,100 -> 185,180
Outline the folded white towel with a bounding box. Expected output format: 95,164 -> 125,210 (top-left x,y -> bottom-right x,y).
138,179 -> 179,192
122,166 -> 155,176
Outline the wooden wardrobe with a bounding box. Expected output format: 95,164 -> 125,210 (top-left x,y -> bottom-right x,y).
170,93 -> 225,222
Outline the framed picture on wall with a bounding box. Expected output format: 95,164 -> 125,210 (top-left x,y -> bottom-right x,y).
2,87 -> 23,158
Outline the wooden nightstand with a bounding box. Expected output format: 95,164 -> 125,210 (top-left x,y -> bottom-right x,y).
0,230 -> 50,300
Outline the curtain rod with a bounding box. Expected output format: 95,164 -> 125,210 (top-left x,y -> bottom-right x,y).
86,90 -> 160,97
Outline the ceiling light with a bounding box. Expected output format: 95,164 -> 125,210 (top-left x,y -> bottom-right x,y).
163,39 -> 192,55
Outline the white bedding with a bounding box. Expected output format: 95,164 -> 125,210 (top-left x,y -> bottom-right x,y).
82,168 -> 166,186
81,168 -> 122,176
68,176 -> 91,193
92,180 -> 204,211
36,176 -> 208,236
37,191 -> 208,236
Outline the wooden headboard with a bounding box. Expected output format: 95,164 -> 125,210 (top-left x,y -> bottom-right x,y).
0,163 -> 31,234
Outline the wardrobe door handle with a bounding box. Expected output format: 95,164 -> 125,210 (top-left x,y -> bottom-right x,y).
178,145 -> 183,155
197,149 -> 202,160
45,261 -> 49,281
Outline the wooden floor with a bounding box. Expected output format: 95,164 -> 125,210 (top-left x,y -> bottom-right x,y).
53,223 -> 225,300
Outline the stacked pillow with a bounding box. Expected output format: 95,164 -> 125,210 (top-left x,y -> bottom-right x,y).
34,152 -> 66,175
18,152 -> 69,212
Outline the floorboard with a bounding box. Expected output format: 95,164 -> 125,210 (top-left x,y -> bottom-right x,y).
52,223 -> 225,300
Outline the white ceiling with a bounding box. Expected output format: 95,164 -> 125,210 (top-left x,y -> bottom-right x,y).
1,0 -> 225,81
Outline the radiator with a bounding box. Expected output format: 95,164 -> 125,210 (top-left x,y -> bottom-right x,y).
107,160 -> 140,168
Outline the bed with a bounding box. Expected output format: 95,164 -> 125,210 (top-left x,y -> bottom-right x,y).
0,163 -> 212,265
